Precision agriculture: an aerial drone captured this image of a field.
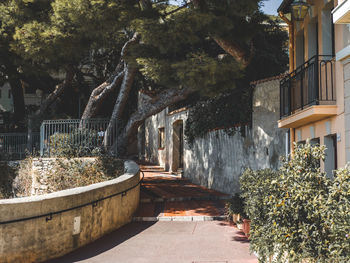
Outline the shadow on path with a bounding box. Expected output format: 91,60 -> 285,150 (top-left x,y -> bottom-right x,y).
46,222 -> 156,263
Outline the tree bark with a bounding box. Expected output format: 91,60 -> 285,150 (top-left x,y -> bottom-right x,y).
80,69 -> 125,120
8,78 -> 25,125
114,88 -> 192,156
81,33 -> 139,121
212,36 -> 253,68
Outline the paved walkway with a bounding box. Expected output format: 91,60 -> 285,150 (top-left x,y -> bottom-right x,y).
135,165 -> 230,221
47,165 -> 258,263
48,221 -> 258,263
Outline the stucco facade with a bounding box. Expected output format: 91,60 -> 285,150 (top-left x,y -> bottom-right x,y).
278,0 -> 348,174
139,79 -> 287,194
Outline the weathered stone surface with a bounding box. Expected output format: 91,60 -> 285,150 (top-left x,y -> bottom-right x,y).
139,79 -> 287,194
0,161 -> 140,263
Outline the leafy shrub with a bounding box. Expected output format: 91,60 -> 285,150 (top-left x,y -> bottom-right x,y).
45,156 -> 124,193
327,167 -> 350,261
48,128 -> 102,157
225,193 -> 245,218
240,168 -> 279,258
0,162 -> 18,198
241,143 -> 341,263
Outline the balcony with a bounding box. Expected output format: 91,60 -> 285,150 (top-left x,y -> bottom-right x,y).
279,55 -> 337,128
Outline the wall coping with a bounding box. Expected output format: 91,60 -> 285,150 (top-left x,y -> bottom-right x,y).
0,160 -> 139,205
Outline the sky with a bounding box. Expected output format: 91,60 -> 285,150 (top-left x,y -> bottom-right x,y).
261,0 -> 283,15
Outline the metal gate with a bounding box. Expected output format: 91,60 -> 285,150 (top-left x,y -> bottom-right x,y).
40,119 -> 117,157
0,132 -> 40,160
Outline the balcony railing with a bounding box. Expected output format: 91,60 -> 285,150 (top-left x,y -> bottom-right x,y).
280,55 -> 336,118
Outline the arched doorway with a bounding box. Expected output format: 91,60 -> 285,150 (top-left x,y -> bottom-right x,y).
172,120 -> 184,173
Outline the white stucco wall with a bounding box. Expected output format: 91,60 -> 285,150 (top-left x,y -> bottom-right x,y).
140,79 -> 287,194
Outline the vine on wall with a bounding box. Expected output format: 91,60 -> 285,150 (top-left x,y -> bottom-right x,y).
184,88 -> 252,146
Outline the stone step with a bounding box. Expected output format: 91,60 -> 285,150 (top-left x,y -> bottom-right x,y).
132,215 -> 226,222
140,194 -> 232,203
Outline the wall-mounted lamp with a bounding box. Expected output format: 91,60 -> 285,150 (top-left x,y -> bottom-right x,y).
291,0 -> 310,21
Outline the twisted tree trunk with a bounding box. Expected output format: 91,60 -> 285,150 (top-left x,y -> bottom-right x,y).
114,88 -> 192,156
81,33 -> 139,121
80,69 -> 125,120
8,77 -> 25,124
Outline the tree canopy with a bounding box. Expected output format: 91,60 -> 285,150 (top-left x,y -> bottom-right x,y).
0,0 -> 288,155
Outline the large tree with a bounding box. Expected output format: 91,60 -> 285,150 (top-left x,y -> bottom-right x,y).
0,0 -> 287,156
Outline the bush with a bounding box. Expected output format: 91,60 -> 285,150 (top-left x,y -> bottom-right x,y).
327,167 -> 350,261
240,168 -> 279,259
48,128 -> 102,158
45,156 -> 124,193
0,162 -> 18,198
240,143 -> 344,263
225,193 -> 245,218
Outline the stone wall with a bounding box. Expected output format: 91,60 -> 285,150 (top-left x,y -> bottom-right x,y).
0,161 -> 140,263
140,79 -> 288,194
30,158 -> 96,195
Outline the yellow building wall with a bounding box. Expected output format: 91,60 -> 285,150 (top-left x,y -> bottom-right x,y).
288,0 -> 346,168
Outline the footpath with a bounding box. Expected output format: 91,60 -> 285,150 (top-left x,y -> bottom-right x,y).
47,165 -> 258,263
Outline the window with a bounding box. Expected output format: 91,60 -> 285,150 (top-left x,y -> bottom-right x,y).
158,128 -> 165,149
0,89 -> 2,98
8,90 -> 11,99
324,134 -> 337,178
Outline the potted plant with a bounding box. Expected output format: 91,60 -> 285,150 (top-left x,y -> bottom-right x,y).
243,218 -> 251,237
225,194 -> 245,224
236,218 -> 244,230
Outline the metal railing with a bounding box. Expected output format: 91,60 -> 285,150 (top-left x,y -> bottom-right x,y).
40,119 -> 117,157
280,55 -> 336,118
0,132 -> 40,160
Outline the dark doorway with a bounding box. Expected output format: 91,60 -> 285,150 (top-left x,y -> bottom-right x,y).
172,120 -> 184,172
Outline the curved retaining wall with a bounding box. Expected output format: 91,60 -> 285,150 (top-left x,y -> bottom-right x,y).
0,161 -> 140,263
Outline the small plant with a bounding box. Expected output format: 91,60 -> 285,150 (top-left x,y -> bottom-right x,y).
225,193 -> 245,221
47,128 -> 101,158
0,161 -> 18,198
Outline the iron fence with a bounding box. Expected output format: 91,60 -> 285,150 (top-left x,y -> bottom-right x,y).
40,119 -> 117,157
0,132 -> 40,160
280,55 -> 336,118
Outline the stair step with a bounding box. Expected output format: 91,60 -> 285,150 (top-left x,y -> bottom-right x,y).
132,215 -> 226,222
140,195 -> 231,203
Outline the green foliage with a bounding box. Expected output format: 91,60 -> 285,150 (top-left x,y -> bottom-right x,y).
225,193 -> 245,218
185,89 -> 252,145
327,167 -> 350,261
0,161 -> 18,198
48,128 -> 102,157
240,143 -> 350,263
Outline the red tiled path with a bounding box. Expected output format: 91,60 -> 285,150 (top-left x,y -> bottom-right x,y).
135,165 -> 230,220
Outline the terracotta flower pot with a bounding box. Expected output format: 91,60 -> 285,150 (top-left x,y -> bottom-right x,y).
243,219 -> 251,237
